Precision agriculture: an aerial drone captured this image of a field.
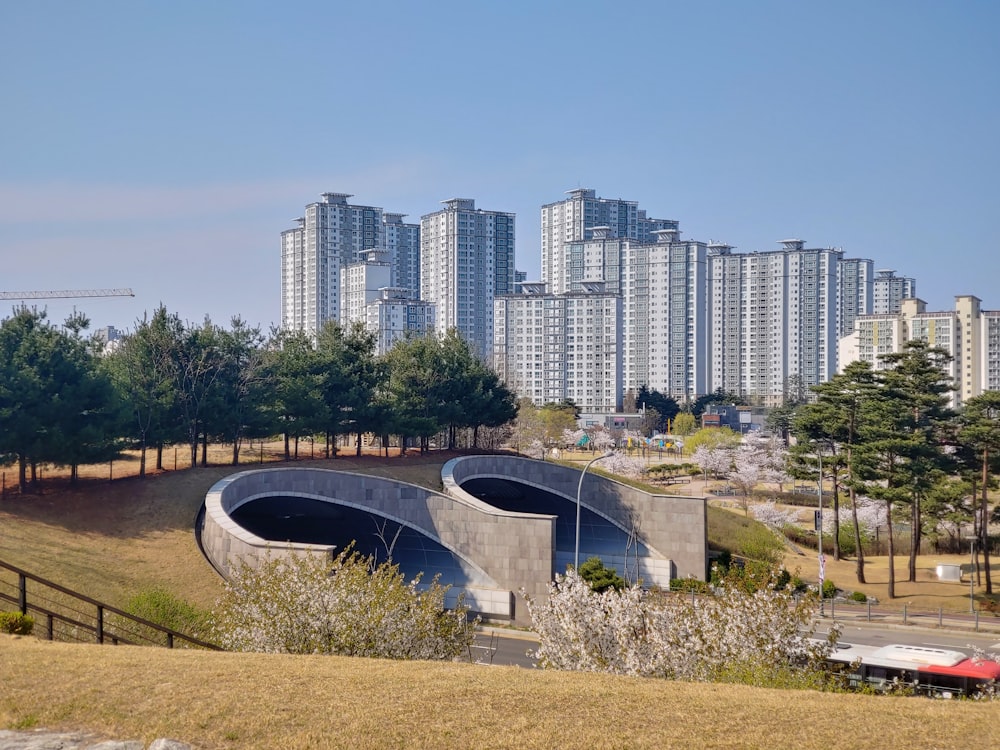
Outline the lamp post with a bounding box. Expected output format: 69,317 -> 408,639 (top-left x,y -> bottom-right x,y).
575,450 -> 614,570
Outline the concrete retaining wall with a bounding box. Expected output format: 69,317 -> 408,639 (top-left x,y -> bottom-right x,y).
201,467 -> 556,623
443,455 -> 707,581
201,458 -> 707,626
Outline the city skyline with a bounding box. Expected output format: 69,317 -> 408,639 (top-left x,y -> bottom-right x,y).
2,2 -> 998,331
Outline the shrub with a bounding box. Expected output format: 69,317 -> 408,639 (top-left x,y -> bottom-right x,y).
111,588 -> 211,646
212,547 -> 475,659
822,579 -> 837,599
578,556 -> 625,592
849,590 -> 867,603
835,527 -> 857,557
774,568 -> 792,590
670,577 -> 710,594
0,611 -> 34,635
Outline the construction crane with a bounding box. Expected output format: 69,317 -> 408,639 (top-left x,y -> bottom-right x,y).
0,288 -> 135,301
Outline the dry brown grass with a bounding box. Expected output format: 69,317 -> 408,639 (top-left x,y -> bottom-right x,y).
2,634 -> 998,750
0,445 -> 450,610
2,449 -> 1000,747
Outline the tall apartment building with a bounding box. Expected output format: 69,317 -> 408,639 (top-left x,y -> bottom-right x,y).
873,269 -> 917,315
366,289 -> 436,356
844,295 -> 997,407
340,250 -> 393,327
837,257 -> 874,337
540,188 -> 675,294
281,193 -> 384,335
420,198 -> 515,360
384,212 -> 421,299
528,223 -> 709,402
494,281 -> 622,415
708,240 -> 841,406
621,229 -> 709,402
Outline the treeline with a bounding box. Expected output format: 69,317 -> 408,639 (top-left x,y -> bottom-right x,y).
791,341 -> 1000,596
0,306 -> 517,493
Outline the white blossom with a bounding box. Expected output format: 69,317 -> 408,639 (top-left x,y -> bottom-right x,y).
601,451 -> 646,479
524,569 -> 837,684
693,445 -> 733,478
751,501 -> 800,531
212,549 -> 475,659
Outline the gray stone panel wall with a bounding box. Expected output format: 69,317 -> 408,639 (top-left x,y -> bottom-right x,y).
201,459 -> 706,627
202,468 -> 556,625
444,456 -> 707,581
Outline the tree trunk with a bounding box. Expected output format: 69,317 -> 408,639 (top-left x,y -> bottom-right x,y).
850,486 -> 865,583
908,493 -> 920,583
156,443 -> 164,471
886,500 -> 896,599
983,449 -> 993,595
231,440 -> 239,466
356,430 -> 363,457
70,464 -> 78,485
200,432 -> 208,467
138,439 -> 147,479
832,466 -> 841,561
189,429 -> 198,469
283,431 -> 290,461
18,454 -> 27,493
294,435 -> 299,460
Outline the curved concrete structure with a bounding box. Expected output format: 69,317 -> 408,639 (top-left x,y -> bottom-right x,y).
443,455 -> 706,584
201,457 -> 707,625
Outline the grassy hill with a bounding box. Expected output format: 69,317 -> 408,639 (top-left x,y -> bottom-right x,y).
2,634 -> 998,750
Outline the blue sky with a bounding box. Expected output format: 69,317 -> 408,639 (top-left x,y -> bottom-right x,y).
2,0 -> 997,332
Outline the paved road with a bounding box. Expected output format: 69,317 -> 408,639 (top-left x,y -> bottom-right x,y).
470,619 -> 1000,669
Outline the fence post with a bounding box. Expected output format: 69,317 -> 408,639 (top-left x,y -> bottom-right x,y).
18,573 -> 26,615
167,632 -> 174,649
903,603 -> 908,625
867,599 -> 871,622
96,605 -> 104,644
46,613 -> 54,641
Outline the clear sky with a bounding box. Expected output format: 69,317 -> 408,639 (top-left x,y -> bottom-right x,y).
2,0 -> 997,333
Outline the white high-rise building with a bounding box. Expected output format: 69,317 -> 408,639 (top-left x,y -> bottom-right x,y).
340,250 -> 393,327
366,289 -> 436,356
540,188 -> 676,295
494,281 -> 622,415
873,269 -> 917,315
384,212 -> 421,300
530,223 -> 710,402
281,193 -> 383,335
420,199 -> 515,360
708,240 -> 841,405
644,231 -> 710,402
837,257 -> 874,337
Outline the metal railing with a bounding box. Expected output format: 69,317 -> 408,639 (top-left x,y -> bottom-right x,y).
0,558 -> 221,650
815,597 -> 1000,633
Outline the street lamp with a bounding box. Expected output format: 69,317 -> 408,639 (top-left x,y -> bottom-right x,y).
575,450 -> 614,570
